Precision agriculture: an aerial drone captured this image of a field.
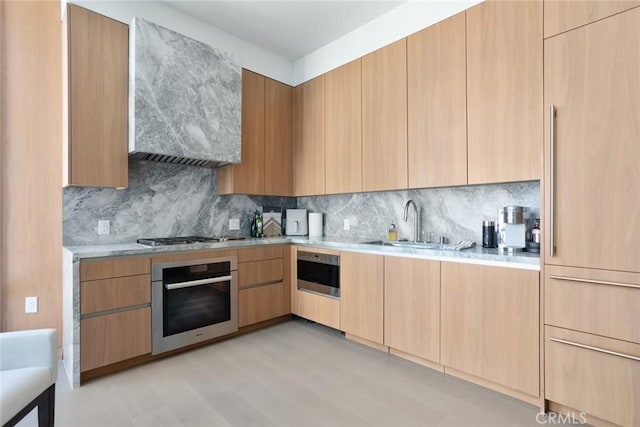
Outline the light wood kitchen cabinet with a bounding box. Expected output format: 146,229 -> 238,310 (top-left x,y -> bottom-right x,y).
361,39 -> 407,192
441,262 -> 539,398
544,8 -> 640,273
545,266 -> 640,344
239,283 -> 285,328
325,59 -> 362,194
466,0 -> 542,184
545,326 -> 640,427
264,78 -> 294,196
290,246 -> 341,329
217,71 -> 293,196
544,0 -> 640,38
295,288 -> 341,330
340,251 -> 384,345
407,12 -> 467,188
65,4 -> 128,188
81,307 -> 151,372
237,245 -> 288,327
79,256 -> 152,372
384,257 -> 440,363
217,69 -> 264,195
294,76 -> 325,196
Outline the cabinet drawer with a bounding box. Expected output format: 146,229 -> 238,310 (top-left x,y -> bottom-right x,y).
80,307 -> 151,372
238,245 -> 283,263
545,266 -> 640,343
545,326 -> 640,427
294,289 -> 340,330
239,258 -> 283,288
80,256 -> 150,281
239,282 -> 285,327
81,274 -> 150,315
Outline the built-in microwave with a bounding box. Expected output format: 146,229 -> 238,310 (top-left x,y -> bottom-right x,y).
297,251 -> 340,298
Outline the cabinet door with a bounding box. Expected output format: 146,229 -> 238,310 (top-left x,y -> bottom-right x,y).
384,257 -> 440,363
67,4 -> 128,188
441,263 -> 539,397
466,0 -> 542,184
294,76 -> 325,196
264,78 -> 293,196
217,69 -> 265,195
340,252 -> 384,344
544,0 -> 640,38
545,326 -> 640,427
294,289 -> 341,330
80,307 -> 151,371
325,59 -> 362,194
239,282 -> 285,327
544,8 -> 640,272
80,274 -> 150,315
238,259 -> 283,288
408,12 -> 467,188
362,39 -> 407,192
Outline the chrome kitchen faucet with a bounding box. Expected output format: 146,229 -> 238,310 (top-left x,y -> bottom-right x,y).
403,199 -> 419,243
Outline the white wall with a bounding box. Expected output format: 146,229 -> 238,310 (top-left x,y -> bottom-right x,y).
293,0 -> 482,85
71,0 -> 483,87
72,0 -> 294,85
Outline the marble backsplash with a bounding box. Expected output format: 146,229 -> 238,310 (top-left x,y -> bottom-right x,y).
63,160 -> 295,246
297,181 -> 540,244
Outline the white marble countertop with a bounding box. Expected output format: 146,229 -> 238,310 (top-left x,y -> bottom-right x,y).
64,236 -> 539,270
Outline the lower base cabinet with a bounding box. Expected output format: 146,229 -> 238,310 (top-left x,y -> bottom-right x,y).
340,251 -> 384,345
80,307 -> 151,372
239,282 -> 285,327
545,326 -> 640,427
384,256 -> 440,363
294,289 -> 341,330
441,262 -> 540,398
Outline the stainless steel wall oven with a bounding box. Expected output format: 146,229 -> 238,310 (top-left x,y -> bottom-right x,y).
151,256 -> 238,354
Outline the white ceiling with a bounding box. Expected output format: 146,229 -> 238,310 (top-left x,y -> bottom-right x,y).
163,1 -> 406,61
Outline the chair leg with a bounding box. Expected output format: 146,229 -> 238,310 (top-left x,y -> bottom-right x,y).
37,384 -> 55,427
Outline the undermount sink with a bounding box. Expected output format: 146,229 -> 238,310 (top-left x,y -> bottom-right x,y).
363,240 -> 443,250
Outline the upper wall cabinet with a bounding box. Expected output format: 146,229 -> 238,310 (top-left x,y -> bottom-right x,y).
217,70 -> 293,196
544,0 -> 640,38
362,39 -> 408,192
407,12 -> 467,189
466,0 -> 543,185
294,75 -> 326,196
65,4 -> 128,188
264,78 -> 294,196
217,70 -> 264,195
325,59 -> 362,195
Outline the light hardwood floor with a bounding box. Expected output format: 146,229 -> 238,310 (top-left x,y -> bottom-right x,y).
21,319 -> 552,426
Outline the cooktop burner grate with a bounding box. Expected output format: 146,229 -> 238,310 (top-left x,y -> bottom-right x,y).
137,236 -> 245,246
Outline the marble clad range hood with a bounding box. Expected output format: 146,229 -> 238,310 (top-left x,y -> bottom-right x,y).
129,17 -> 241,168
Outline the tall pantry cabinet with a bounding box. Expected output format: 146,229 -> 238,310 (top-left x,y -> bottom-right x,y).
543,5 -> 640,426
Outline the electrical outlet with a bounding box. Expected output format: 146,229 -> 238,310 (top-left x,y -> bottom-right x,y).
229,218 -> 240,231
343,219 -> 350,230
98,220 -> 110,235
25,296 -> 38,313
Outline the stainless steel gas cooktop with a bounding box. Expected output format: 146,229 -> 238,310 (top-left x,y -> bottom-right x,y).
137,236 -> 245,246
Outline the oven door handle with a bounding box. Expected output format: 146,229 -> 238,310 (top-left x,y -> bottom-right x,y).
164,275 -> 233,291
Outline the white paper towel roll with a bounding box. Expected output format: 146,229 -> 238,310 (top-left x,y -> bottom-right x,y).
308,212 -> 323,237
